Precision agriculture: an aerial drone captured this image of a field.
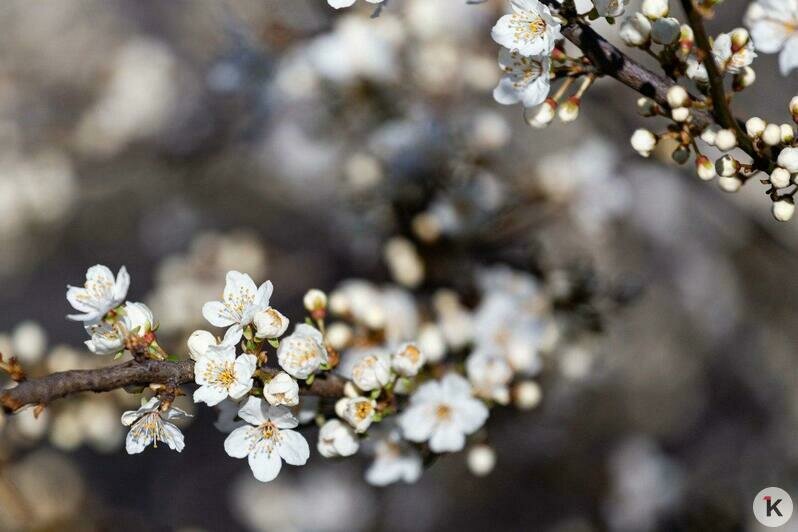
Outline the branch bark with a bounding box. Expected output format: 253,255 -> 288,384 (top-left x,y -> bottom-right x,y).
0,359 -> 346,413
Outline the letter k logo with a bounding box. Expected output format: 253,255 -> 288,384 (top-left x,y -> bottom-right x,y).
765,495 -> 784,517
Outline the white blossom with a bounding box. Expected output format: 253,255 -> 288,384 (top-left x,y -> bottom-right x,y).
466,350 -> 513,404
365,429 -> 422,486
253,307 -> 290,340
84,301 -> 154,356
491,0 -> 561,57
121,397 -> 189,454
336,396 -> 377,433
193,344 -> 257,406
188,329 -> 218,360
317,419 -> 359,458
392,342 -> 425,377
352,351 -> 392,391
202,271 -> 274,345
264,371 -> 300,407
399,373 -> 489,453
595,0 -> 628,17
466,444 -> 497,477
224,397 -> 310,483
712,32 -> 757,74
493,48 -> 551,109
276,324 -> 328,379
745,0 -> 798,75
66,265 -> 130,322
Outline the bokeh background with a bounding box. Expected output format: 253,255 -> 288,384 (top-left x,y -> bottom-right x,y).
0,0 -> 796,530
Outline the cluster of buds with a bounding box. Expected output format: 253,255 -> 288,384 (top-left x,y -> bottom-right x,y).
620,0 -> 681,48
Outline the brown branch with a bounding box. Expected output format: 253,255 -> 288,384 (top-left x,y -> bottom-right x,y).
0,359 -> 346,414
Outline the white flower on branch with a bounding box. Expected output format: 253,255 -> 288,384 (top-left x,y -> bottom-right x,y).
202,271 -> 273,345
264,371 -> 300,407
466,350 -> 513,405
392,342 -> 425,377
253,307 -> 290,340
365,428 -> 422,486
595,0 -> 628,18
187,329 -> 218,360
493,48 -> 551,109
66,264 -> 130,322
492,0 -> 561,57
745,0 -> 798,75
352,351 -> 392,391
193,344 -> 257,406
224,397 -> 310,483
276,324 -> 328,380
84,301 -> 154,355
712,31 -> 757,75
336,396 -> 377,433
121,397 -> 189,454
317,419 -> 360,458
399,373 -> 488,453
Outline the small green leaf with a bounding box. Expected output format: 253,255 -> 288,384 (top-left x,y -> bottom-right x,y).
166,354 -> 180,362
268,338 -> 280,349
243,326 -> 254,341
306,374 -> 316,386
113,351 -> 124,360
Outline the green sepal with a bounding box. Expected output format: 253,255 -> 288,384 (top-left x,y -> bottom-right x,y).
268,338 -> 280,349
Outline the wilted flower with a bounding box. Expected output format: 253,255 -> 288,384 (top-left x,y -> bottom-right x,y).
66,265 -> 130,322
276,324 -> 328,379
224,397 -> 310,482
399,373 -> 488,453
264,372 -> 300,407
193,344 -> 257,406
202,271 -> 274,345
317,419 -> 360,458
121,397 -> 189,454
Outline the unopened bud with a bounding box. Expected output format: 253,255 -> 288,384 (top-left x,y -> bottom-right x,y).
770,167 -> 792,188
631,128 -> 657,157
558,96 -> 580,123
642,0 -> 669,19
790,95 -> 798,123
714,129 -> 737,151
303,289 -> 327,316
733,66 -> 755,91
772,198 -> 795,222
637,97 -> 658,116
671,106 -> 689,122
696,155 -> 716,180
762,123 -> 782,146
524,98 -> 557,129
666,85 -> 690,108
679,24 -> 694,55
730,27 -> 750,52
513,380 -> 542,410
780,123 -> 795,144
672,145 -> 690,164
778,147 -> 798,173
467,444 -> 496,477
700,128 -> 716,146
746,117 -> 766,138
715,154 -> 739,177
619,13 -> 651,46
652,17 -> 681,44
718,176 -> 743,192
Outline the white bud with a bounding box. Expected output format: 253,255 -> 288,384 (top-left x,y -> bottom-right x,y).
524,98 -> 557,129
637,97 -> 658,116
780,123 -> 795,144
558,97 -> 580,123
762,123 -> 782,146
351,351 -> 392,391
745,117 -> 766,138
790,95 -> 798,120
317,419 -> 359,458
325,322 -> 352,351
733,66 -> 756,91
696,155 -> 716,180
700,128 -> 716,146
253,307 -> 290,339
619,13 -> 651,46
715,154 -> 739,177
651,17 -> 681,44
630,128 -> 657,157
671,106 -> 690,122
11,321 -> 47,363
392,342 -> 425,377
778,147 -> 798,173
666,85 -> 689,108
467,444 -> 496,477
514,380 -> 542,410
772,199 -> 795,222
642,0 -> 669,19
714,129 -> 737,151
303,289 -> 327,313
264,371 -> 299,407
730,27 -> 750,50
188,330 -> 217,360
718,176 -> 743,192
770,167 -> 791,188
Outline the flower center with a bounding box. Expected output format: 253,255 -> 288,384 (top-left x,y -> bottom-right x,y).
355,401 -> 373,420
510,13 -> 546,42
224,287 -> 255,317
435,404 -> 452,421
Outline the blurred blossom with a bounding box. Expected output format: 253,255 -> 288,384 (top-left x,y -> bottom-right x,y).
10,321 -> 47,364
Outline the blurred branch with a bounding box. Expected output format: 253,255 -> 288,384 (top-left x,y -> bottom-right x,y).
0,359 -> 345,414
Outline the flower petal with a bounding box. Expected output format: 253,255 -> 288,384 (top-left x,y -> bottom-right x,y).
193,384 -> 228,406
399,404 -> 436,442
429,423 -> 465,453
224,425 -> 259,458
202,301 -> 237,328
238,396 -> 268,426
248,442 -> 283,482
277,429 -> 310,466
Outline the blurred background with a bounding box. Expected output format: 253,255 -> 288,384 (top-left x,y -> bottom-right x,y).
0,0 -> 796,530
